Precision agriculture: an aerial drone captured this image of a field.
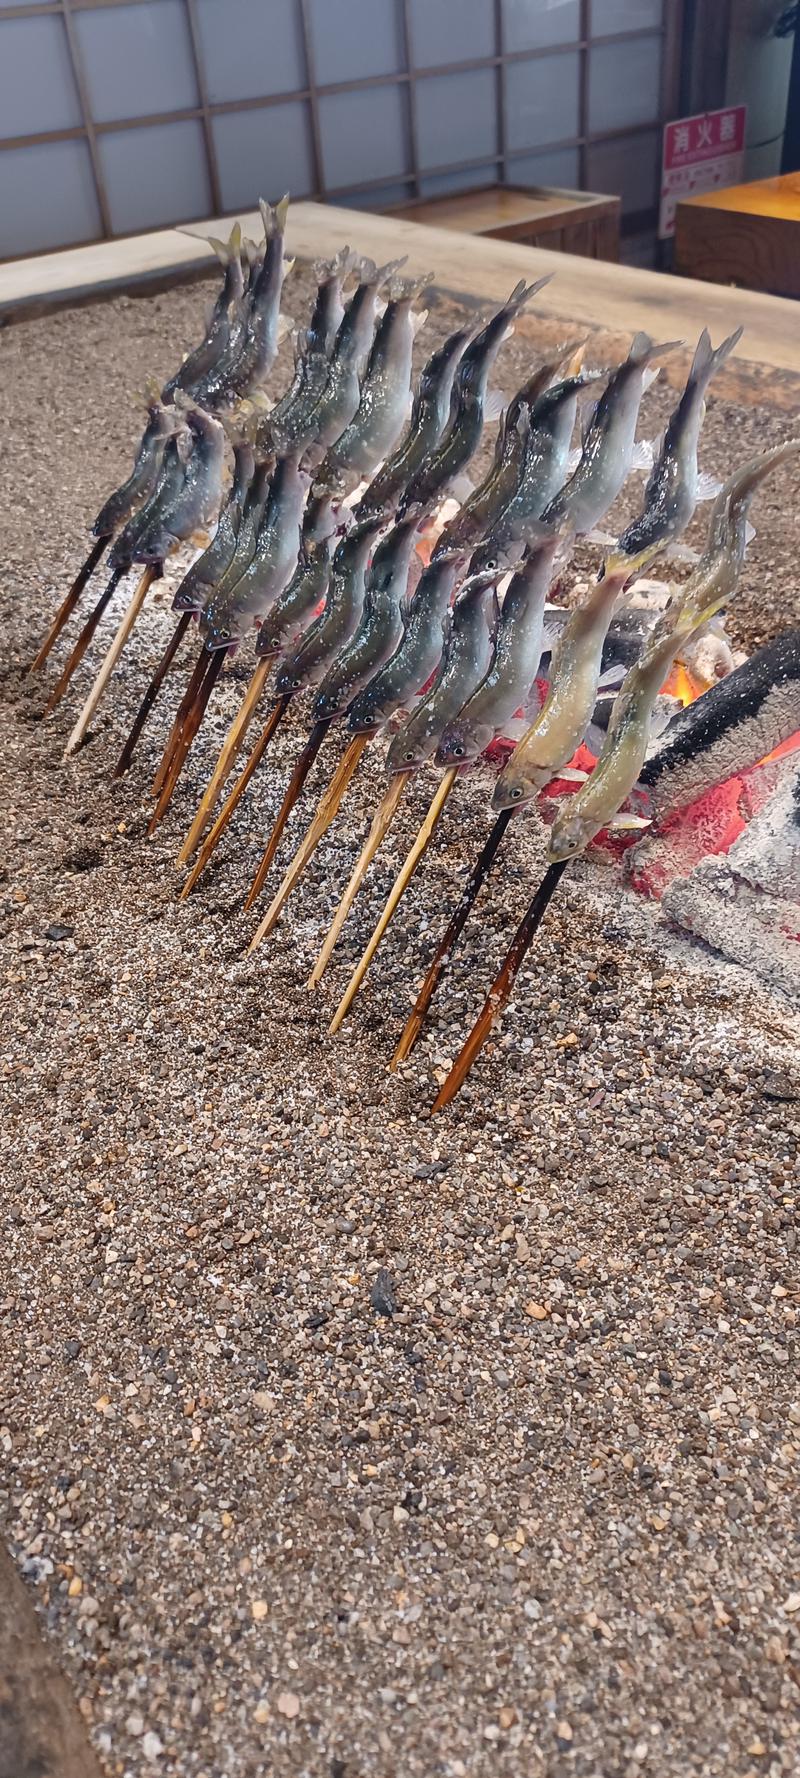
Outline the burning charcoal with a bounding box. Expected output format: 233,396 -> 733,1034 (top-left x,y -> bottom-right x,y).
638,629 -> 800,822
662,757 -> 800,999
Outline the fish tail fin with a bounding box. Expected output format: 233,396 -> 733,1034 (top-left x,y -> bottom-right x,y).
724,436 -> 800,507
388,270 -> 434,304
504,273 -> 553,317
314,244 -> 354,281
207,234 -> 231,267
259,193 -> 290,240
629,332 -> 682,367
689,323 -> 743,392
374,255 -> 409,289
563,336 -> 588,375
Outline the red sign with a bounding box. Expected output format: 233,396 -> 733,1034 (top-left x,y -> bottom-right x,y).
660,105 -> 747,239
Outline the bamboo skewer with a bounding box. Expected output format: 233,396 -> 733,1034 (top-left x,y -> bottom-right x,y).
112,611 -> 191,779
329,767 -> 459,1034
43,568 -> 124,714
306,770 -> 412,989
64,564 -> 158,757
243,718 -> 332,918
151,646 -> 208,797
29,535 -> 110,673
178,695 -> 290,899
391,807 -> 514,1066
430,860 -> 569,1112
147,650 -> 224,835
177,656 -> 273,865
246,733 -> 369,949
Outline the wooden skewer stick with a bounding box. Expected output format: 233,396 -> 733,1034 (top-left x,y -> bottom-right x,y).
243,719 -> 332,918
307,770 -> 411,990
147,650 -> 224,836
151,645 -> 208,797
391,808 -> 514,1067
177,656 -> 273,866
430,859 -> 569,1113
178,695 -> 290,900
329,767 -> 459,1035
112,611 -> 191,780
43,568 -> 124,715
247,733 -> 369,950
29,535 -> 110,673
63,564 -> 158,757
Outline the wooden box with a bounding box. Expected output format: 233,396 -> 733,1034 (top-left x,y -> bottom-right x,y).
675,174 -> 800,298
387,183 -> 621,261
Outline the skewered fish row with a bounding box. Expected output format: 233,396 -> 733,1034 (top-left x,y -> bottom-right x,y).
31,202 -> 799,1112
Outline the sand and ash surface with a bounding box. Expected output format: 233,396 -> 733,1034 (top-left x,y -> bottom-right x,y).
1,268 -> 799,1778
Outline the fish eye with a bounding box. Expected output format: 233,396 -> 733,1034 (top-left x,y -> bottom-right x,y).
452,743 -> 465,757
405,749 -> 415,761
509,785 -> 524,802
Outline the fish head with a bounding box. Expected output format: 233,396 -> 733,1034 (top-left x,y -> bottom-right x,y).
490,757 -> 547,814
386,716 -> 435,776
200,601 -> 239,652
547,807 -> 594,862
435,717 -> 485,769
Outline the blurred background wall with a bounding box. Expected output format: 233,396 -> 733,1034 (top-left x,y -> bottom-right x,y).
0,0 -> 683,259
3,0 -> 798,264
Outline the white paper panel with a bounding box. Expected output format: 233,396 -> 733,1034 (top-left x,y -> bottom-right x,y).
308,0 -> 404,84
506,51 -> 580,152
98,120 -> 211,234
416,68 -> 497,170
213,102 -> 314,210
503,0 -> 580,52
0,139 -> 101,255
0,15 -> 81,140
410,0 -> 494,67
589,36 -> 662,136
320,83 -> 410,188
74,1 -> 198,125
196,0 -> 305,103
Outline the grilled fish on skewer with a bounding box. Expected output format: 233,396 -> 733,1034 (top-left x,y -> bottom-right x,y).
436,530 -> 558,767
31,398 -> 177,673
314,275 -> 431,492
43,419 -> 192,715
268,247 -> 354,450
169,435 -> 255,617
398,278 -> 552,518
65,405 -> 226,754
162,223 -> 245,401
541,332 -> 680,539
298,257 -> 407,466
200,452 -> 309,652
322,570 -> 500,1016
244,515 -> 390,908
246,514 -> 422,943
355,323 -> 475,522
433,343 -> 582,557
604,326 -> 743,578
195,196 -> 291,408
347,547 -> 468,738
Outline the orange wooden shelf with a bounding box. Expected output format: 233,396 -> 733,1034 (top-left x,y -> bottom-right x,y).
675,173 -> 800,297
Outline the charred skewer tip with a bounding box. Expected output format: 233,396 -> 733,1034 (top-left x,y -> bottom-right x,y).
430,859 -> 569,1112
